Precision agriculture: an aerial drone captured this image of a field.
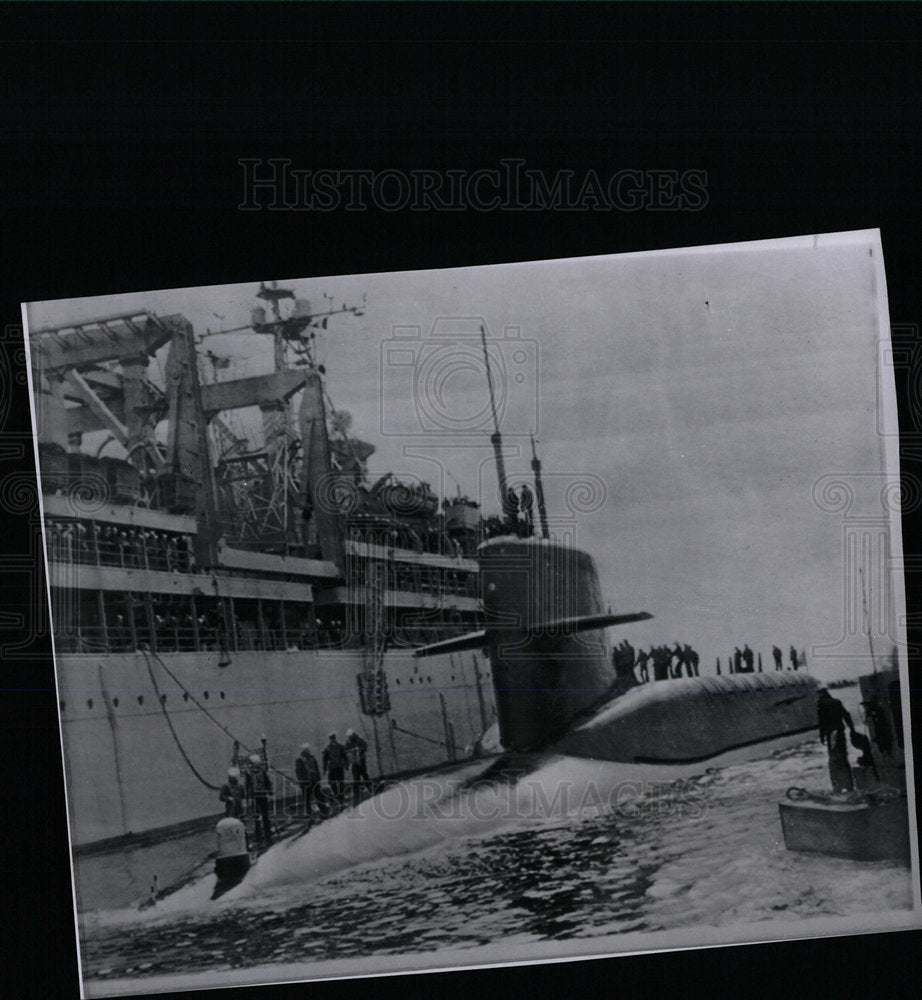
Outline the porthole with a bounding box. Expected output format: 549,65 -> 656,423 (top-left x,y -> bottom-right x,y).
137,695 -> 144,705
450,675 -> 455,681
395,678 -> 401,685
204,691 -> 209,699
160,694 -> 167,704
112,698 -> 119,708
87,699 -> 93,709
427,676 -> 432,683
220,691 -> 225,700
409,677 -> 414,684
183,693 -> 189,702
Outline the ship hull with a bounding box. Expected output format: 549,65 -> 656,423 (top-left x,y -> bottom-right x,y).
57,647 -> 494,847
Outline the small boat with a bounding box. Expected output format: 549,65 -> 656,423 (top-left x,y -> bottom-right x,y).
778,665 -> 911,866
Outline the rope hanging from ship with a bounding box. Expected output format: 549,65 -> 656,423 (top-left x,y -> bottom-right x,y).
141,648 -> 222,791
141,646 -> 299,788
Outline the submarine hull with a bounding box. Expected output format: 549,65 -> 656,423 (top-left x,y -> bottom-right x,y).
479,536 -> 819,762
553,671 -> 819,763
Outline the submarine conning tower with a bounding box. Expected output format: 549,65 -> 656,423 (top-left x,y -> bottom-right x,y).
478,535 -> 617,752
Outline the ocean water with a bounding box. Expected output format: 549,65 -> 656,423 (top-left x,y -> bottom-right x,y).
75,687 -> 918,996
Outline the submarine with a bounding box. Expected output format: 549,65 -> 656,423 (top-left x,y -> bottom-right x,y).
416,326 -> 818,765
415,534 -> 818,763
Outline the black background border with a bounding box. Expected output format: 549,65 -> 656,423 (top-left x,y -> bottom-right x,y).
2,4 -> 921,998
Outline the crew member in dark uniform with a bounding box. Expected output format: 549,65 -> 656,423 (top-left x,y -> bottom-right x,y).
635,648 -> 650,683
789,645 -> 798,670
862,697 -> 893,757
817,688 -> 855,792
733,646 -> 742,673
651,645 -> 670,681
345,728 -> 371,800
295,743 -> 321,818
250,755 -> 274,844
772,645 -> 783,670
519,484 -> 535,537
323,732 -> 348,800
219,767 -> 245,819
742,644 -> 754,672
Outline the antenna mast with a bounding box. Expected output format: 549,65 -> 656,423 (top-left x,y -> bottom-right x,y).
530,433 -> 550,539
859,565 -> 877,674
480,325 -> 510,520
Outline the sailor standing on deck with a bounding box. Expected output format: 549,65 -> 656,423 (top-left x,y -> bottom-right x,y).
323,732 -> 348,800
671,642 -> 686,678
250,755 -> 274,844
519,484 -> 535,537
634,648 -> 650,683
817,688 -> 855,793
651,645 -> 670,682
345,728 -> 371,800
219,767 -> 245,819
295,744 -> 321,818
772,645 -> 783,670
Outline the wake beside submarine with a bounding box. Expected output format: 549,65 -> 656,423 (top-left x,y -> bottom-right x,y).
415,535 -> 818,763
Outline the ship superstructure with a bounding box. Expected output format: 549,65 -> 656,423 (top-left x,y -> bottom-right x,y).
31,289 -> 496,846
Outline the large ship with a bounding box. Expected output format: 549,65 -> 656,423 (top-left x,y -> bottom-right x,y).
30,282 -> 822,853
31,285 -> 498,847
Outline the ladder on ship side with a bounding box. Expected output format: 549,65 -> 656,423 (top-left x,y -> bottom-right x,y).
358,556 -> 396,774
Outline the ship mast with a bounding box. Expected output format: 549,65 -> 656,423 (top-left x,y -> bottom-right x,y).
859,565 -> 877,675
480,325 -> 511,521
245,282 -> 364,559
530,433 -> 550,540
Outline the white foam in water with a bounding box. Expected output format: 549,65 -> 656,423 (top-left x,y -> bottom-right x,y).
86,736 -> 816,927
223,751 -> 749,901
225,759 -> 519,899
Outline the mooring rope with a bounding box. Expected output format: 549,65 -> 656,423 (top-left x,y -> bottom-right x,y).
141,646 -> 298,787
142,648 -> 222,791
390,721 -> 450,748
785,785 -> 902,805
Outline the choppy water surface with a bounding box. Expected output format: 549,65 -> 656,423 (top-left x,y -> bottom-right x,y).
78,691 -> 914,990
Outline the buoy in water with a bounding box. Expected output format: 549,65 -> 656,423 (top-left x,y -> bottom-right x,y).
214,817 -> 250,880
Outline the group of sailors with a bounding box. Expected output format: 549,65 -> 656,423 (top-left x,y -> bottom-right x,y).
728,643 -> 801,673
617,641 -> 701,683
217,730 -> 372,844
504,484 -> 537,538
479,484 -> 539,541
612,640 -> 804,683
47,519 -> 192,572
